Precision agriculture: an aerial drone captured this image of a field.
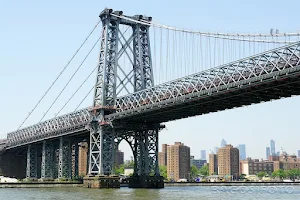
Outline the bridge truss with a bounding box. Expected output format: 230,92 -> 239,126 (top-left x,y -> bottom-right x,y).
2,9 -> 300,188
6,41 -> 300,149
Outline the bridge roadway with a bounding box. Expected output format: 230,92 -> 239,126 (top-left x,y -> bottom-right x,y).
5,41 -> 300,149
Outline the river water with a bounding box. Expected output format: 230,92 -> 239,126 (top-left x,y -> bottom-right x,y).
0,186 -> 300,199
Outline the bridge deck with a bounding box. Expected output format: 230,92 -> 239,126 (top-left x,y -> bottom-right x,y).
5,42 -> 300,149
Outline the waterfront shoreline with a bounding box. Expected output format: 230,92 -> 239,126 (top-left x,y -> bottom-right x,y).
0,182 -> 82,188
1,181 -> 300,188
165,181 -> 300,187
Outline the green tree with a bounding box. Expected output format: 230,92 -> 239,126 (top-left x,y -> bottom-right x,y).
199,165 -> 209,176
257,171 -> 267,179
114,164 -> 125,175
286,169 -> 300,180
272,169 -> 287,179
190,165 -> 199,179
159,165 -> 167,180
239,174 -> 247,179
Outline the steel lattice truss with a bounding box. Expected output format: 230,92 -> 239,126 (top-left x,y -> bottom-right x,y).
108,41 -> 300,120
7,108 -> 90,148
4,42 -> 300,149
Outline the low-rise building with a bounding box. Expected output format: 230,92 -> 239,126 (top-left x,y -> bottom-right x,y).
273,152 -> 300,171
240,158 -> 274,176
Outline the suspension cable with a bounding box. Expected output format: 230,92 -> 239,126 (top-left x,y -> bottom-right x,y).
111,14 -> 299,43
55,65 -> 98,117
39,36 -> 101,122
74,86 -> 95,111
17,20 -> 101,129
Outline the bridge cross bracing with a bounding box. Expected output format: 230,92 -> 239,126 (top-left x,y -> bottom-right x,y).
1,8 -> 300,186
5,41 -> 300,148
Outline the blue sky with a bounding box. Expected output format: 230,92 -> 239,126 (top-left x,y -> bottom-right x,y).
1,0 -> 300,160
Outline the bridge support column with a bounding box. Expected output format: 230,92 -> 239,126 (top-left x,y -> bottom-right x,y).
129,127 -> 164,188
58,137 -> 72,179
26,144 -> 38,180
40,141 -> 53,180
72,143 -> 79,178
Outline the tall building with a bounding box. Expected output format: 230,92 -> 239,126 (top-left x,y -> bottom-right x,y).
209,153 -> 218,175
238,144 -> 246,160
214,147 -> 219,154
167,142 -> 190,181
115,149 -> 124,167
78,142 -> 88,176
298,150 -> 300,158
270,139 -> 276,155
158,144 -> 168,166
201,150 -> 206,160
221,139 -> 227,148
266,147 -> 270,160
218,144 -> 239,179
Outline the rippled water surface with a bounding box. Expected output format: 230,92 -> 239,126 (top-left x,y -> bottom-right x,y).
0,186 -> 300,199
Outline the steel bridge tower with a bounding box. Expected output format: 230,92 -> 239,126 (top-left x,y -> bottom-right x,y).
85,8 -> 164,188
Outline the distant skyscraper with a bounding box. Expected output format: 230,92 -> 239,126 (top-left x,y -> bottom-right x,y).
238,144 -> 246,160
270,139 -> 276,155
266,147 -> 270,160
221,139 -> 227,148
214,147 -> 219,154
298,150 -> 300,158
201,150 -> 206,160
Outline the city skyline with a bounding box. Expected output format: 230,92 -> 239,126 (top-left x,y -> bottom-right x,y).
120,138 -> 297,161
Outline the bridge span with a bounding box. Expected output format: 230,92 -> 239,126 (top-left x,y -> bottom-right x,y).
1,8 -> 300,188
5,41 -> 300,149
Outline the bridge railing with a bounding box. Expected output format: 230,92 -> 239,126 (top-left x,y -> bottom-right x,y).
7,108 -> 91,148
5,42 -> 300,148
113,42 -> 300,113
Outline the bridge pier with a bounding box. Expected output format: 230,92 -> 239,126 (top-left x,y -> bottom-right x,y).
57,137 -> 72,179
26,145 -> 38,180
40,141 -> 54,181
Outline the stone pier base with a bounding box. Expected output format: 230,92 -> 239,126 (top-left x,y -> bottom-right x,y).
128,175 -> 164,188
83,175 -> 120,188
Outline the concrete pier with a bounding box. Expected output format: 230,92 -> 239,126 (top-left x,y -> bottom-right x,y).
128,175 -> 164,188
83,175 -> 120,188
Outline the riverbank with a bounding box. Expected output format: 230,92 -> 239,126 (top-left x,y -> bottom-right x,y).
0,182 -> 82,188
2,181 -> 300,188
165,181 -> 300,186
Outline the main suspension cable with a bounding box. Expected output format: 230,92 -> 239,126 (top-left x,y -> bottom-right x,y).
39,36 -> 101,122
74,86 -> 95,111
17,20 -> 101,129
111,14 -> 299,43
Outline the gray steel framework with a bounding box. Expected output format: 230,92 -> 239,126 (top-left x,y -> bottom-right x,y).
132,22 -> 154,91
41,141 -> 53,178
7,108 -> 90,148
58,137 -> 72,178
89,9 -> 155,175
114,124 -> 160,176
72,143 -> 79,178
26,145 -> 37,178
5,41 -> 300,149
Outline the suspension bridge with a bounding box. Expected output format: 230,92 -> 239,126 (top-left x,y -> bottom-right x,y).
0,8 -> 300,188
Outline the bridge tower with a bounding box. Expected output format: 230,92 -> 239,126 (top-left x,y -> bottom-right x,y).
84,8 -> 164,188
